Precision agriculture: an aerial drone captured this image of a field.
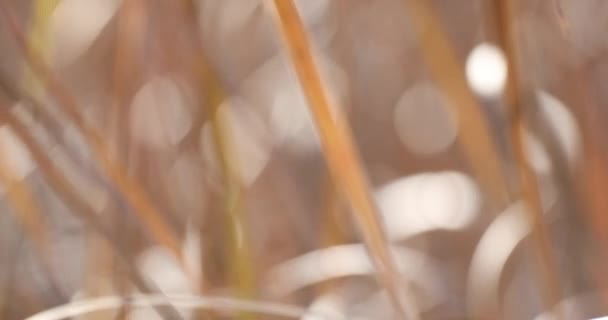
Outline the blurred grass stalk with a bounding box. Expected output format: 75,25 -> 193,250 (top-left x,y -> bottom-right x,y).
270,0 -> 419,319
0,102 -> 184,320
494,0 -> 563,316
0,1 -> 185,267
23,0 -> 59,98
404,0 -> 563,316
180,0 -> 258,313
205,67 -> 257,318
0,141 -> 65,304
402,0 -> 511,209
3,0 -> 605,318
4,1 -> 258,318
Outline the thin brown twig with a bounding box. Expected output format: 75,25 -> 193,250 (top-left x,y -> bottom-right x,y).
402,0 -> 511,208
176,0 -> 257,308
0,144 -> 67,303
493,0 -> 563,317
563,55 -> 608,311
0,230 -> 23,319
107,0 -> 148,314
0,3 -> 183,263
269,1 -> 419,318
0,104 -> 184,320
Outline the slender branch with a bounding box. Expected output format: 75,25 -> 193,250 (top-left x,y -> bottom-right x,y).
0,152 -> 67,303
493,0 -> 563,316
402,0 -> 511,208
269,1 -> 419,318
177,0 -> 257,308
0,105 -> 183,320
0,3 -> 183,263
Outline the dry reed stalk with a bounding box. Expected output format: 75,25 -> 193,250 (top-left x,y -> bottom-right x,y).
0,105 -> 184,320
169,1 -> 257,311
315,178 -> 350,297
0,146 -> 66,303
0,229 -> 23,318
269,1 -> 419,318
105,1 -> 148,314
537,6 -> 608,307
22,0 -> 60,97
0,3 -> 184,264
566,69 -> 608,308
205,71 -> 257,318
402,0 -> 511,208
493,0 -> 564,316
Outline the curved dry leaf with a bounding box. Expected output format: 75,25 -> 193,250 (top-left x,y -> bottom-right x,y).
302,293 -> 349,320
467,201 -> 531,316
301,275 -> 444,320
267,244 -> 434,295
524,129 -> 553,175
536,90 -> 581,166
25,294 -> 308,320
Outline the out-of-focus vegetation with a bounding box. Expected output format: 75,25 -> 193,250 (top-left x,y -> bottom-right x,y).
1,0 -> 608,319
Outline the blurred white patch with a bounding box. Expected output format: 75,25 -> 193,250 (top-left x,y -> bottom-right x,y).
270,89 -> 320,153
240,55 -> 348,155
394,83 -> 457,155
135,247 -> 193,319
466,43 -> 508,97
268,244 -> 432,295
351,289 -> 442,319
0,125 -> 36,191
50,0 -> 121,66
137,247 -> 192,294
524,130 -> 552,175
199,97 -> 272,187
302,293 -> 347,320
467,201 -> 531,316
522,129 -> 559,211
130,77 -> 192,150
70,290 -> 118,320
375,171 -> 480,240
183,220 -> 202,290
536,90 -> 581,165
